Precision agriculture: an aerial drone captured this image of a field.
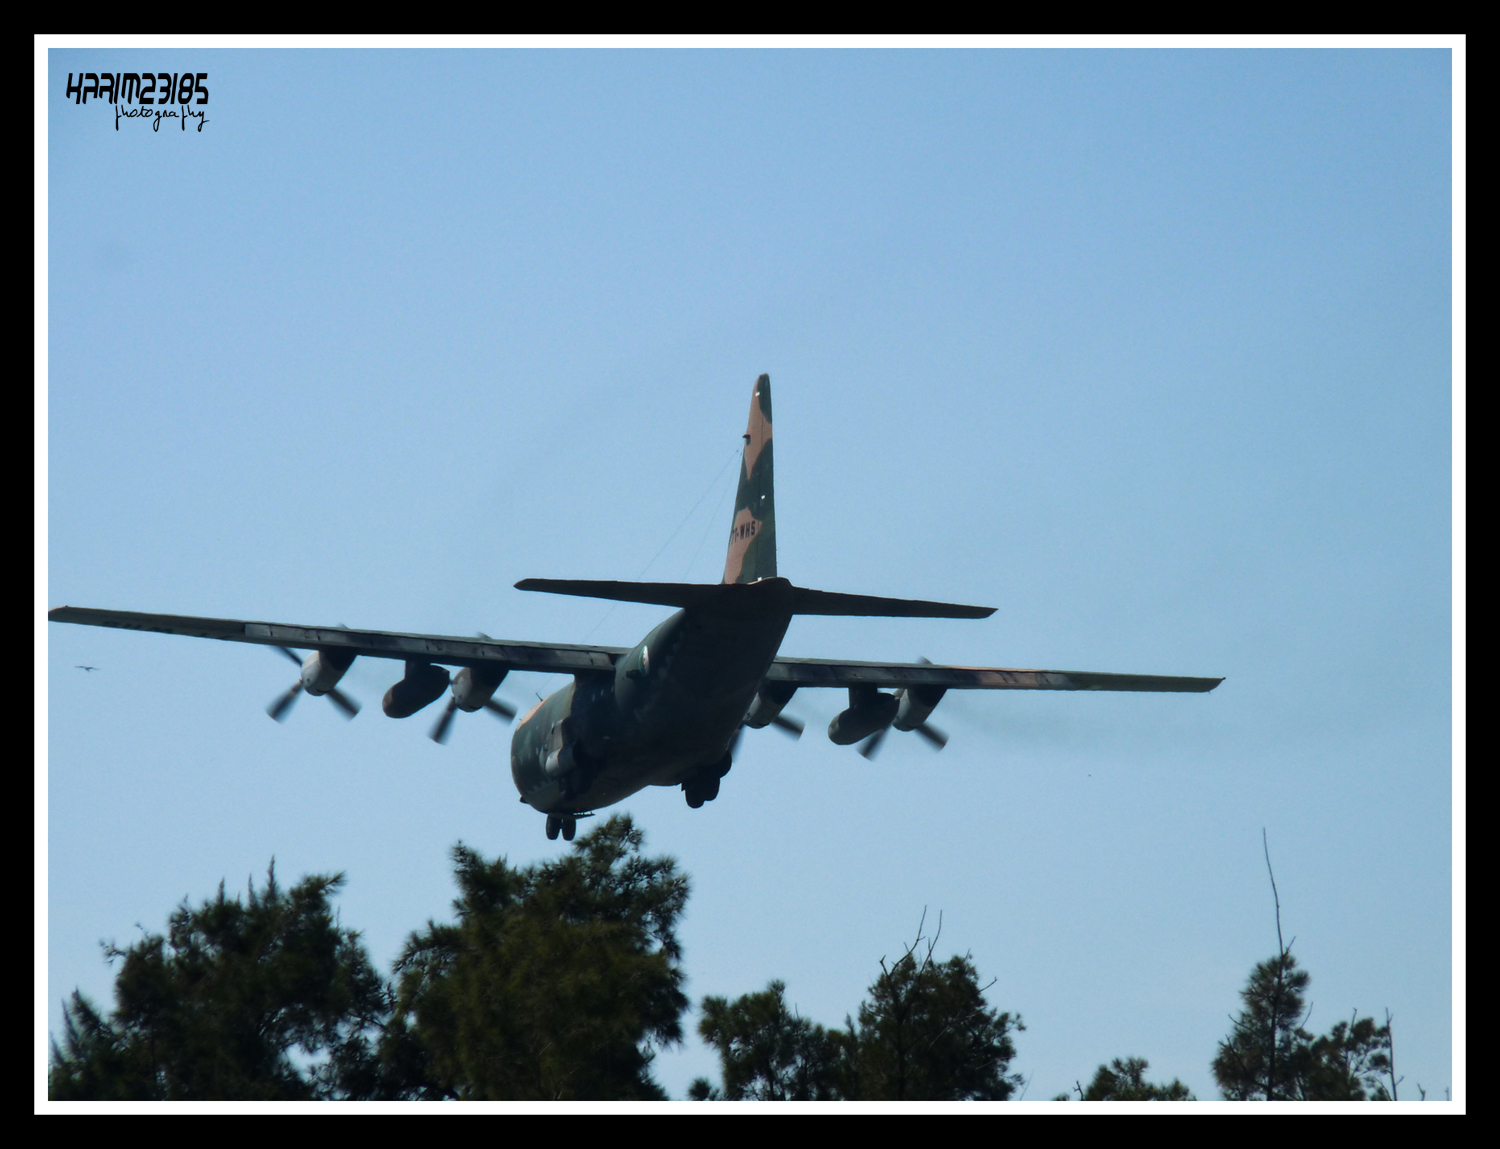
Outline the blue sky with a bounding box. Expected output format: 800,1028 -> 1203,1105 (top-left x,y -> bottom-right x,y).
42,44 -> 1459,1105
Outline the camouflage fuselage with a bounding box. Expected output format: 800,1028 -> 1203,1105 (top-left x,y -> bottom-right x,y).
511,598 -> 792,814
514,373 -> 787,816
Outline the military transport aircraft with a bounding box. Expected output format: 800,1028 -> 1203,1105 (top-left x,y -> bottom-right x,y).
50,375 -> 1221,841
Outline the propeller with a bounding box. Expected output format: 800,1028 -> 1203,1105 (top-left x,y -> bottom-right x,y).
912,721 -> 948,750
768,712 -> 804,738
855,676 -> 948,760
907,655 -> 948,749
734,709 -> 802,748
857,718 -> 947,758
265,646 -> 360,722
430,638 -> 519,743
430,695 -> 517,744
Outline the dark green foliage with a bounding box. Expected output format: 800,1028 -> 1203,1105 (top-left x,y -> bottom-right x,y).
697,981 -> 841,1099
1212,950 -> 1394,1100
687,1076 -> 722,1100
841,927 -> 1024,1101
1212,949 -> 1311,1100
1305,1014 -> 1396,1100
381,814 -> 688,1100
1072,1057 -> 1194,1100
692,918 -> 1022,1102
49,864 -> 387,1100
1213,835 -> 1396,1102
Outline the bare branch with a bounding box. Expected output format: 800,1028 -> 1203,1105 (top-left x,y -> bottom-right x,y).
1262,828 -> 1285,959
1385,1008 -> 1398,1101
1261,830 -> 1290,1100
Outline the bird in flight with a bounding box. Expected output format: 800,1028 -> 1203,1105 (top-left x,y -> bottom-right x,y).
75,665 -> 99,672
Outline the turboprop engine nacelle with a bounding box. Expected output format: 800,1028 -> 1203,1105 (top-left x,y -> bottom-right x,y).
300,649 -> 356,696
894,684 -> 947,731
383,661 -> 451,718
452,665 -> 509,712
828,685 -> 898,745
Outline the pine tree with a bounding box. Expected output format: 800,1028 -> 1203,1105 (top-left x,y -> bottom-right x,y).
49,864 -> 387,1100
1212,949 -> 1314,1099
380,814 -> 689,1099
1212,833 -> 1396,1101
696,981 -> 841,1099
841,914 -> 1024,1101
692,915 -> 1022,1101
1071,1057 -> 1194,1100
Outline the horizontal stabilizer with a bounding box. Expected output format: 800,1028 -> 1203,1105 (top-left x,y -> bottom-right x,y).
514,579 -> 722,608
515,577 -> 993,619
784,587 -> 994,619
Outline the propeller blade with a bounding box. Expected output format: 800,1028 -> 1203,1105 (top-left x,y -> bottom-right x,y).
915,722 -> 948,750
431,698 -> 458,744
858,726 -> 889,760
267,682 -> 303,722
273,642 -> 304,672
326,688 -> 361,719
769,712 -> 804,739
485,698 -> 518,721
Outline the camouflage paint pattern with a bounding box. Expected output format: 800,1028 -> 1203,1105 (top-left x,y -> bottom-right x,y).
722,374 -> 776,585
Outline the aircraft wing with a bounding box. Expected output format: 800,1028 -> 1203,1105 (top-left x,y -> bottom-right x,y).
46,607 -> 626,675
766,655 -> 1222,693
48,607 -> 1220,692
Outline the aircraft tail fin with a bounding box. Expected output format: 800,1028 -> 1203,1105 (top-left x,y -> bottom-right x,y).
517,374 -> 992,619
723,374 -> 776,584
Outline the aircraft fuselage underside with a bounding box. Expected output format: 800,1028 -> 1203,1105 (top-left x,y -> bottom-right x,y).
511,600 -> 792,814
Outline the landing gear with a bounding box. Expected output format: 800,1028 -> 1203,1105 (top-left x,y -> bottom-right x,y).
683,755 -> 729,808
546,813 -> 561,840
562,814 -> 576,841
545,812 -> 578,840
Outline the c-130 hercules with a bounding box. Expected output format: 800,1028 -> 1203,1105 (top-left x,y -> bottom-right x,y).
50,376 -> 1221,841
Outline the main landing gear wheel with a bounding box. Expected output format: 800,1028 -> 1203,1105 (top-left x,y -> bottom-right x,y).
546,814 -> 561,841
683,776 -> 721,808
562,815 -> 577,841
